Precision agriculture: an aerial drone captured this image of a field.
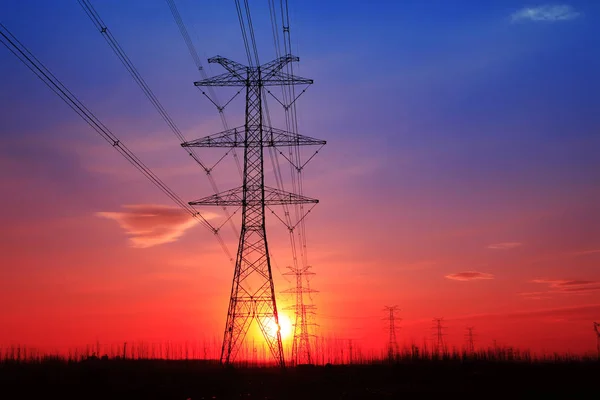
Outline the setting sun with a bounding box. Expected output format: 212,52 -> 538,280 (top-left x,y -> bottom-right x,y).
265,314 -> 293,339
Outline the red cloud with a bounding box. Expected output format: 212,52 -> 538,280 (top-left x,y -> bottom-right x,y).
445,271 -> 494,281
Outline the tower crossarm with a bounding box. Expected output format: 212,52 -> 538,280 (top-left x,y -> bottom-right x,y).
259,54 -> 299,80
264,126 -> 325,146
281,287 -> 318,294
194,71 -> 247,87
208,56 -> 247,80
282,266 -> 316,276
194,55 -> 312,87
189,187 -> 243,206
264,186 -> 318,205
189,186 -> 318,207
195,69 -> 312,87
283,304 -> 317,310
261,71 -> 313,86
181,125 -> 326,148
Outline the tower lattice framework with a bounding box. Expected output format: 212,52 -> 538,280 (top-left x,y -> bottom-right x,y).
466,326 -> 475,354
283,265 -> 317,365
183,55 -> 324,367
432,318 -> 447,356
383,306 -> 400,360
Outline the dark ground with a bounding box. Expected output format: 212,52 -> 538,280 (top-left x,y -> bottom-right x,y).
1,359 -> 598,399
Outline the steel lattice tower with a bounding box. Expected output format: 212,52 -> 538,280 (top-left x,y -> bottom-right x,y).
466,326 -> 475,355
383,306 -> 400,361
182,55 -> 324,367
432,318 -> 447,355
282,265 -> 317,365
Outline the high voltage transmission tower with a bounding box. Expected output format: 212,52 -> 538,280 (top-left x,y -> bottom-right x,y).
282,265 -> 317,365
3,0 -> 324,369
466,326 -> 475,354
182,55 -> 325,367
383,306 -> 400,361
432,318 -> 447,355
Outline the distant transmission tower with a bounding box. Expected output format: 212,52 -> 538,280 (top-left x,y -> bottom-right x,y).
594,322 -> 600,358
183,55 -> 324,367
282,265 -> 317,365
432,318 -> 447,355
383,306 -> 400,360
466,326 -> 475,354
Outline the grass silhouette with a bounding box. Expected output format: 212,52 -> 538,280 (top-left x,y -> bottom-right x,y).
1,343 -> 598,399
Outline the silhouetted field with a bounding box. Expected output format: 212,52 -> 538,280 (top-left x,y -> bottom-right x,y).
1,351 -> 599,399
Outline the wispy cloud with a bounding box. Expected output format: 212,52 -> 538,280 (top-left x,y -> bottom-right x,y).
532,279 -> 597,287
570,249 -> 600,256
487,242 -> 522,250
518,291 -> 553,300
530,279 -> 600,295
96,204 -> 215,248
511,5 -> 581,22
445,271 -> 495,281
450,303 -> 600,322
560,285 -> 600,293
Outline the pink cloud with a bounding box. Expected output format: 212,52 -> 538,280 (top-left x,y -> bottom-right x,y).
96,204 -> 216,248
445,271 -> 495,281
487,242 -> 522,250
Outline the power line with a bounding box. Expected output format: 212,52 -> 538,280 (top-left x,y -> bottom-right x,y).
234,0 -> 318,291
266,0 -> 318,296
266,0 -> 299,274
77,0 -> 239,239
233,0 -> 255,67
267,0 -> 314,273
164,0 -> 243,177
243,0 -> 261,66
0,22 -> 233,263
165,0 -> 203,73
